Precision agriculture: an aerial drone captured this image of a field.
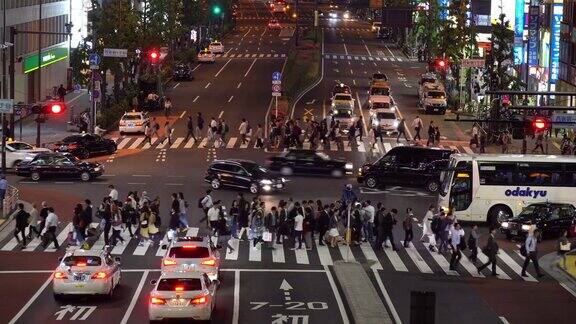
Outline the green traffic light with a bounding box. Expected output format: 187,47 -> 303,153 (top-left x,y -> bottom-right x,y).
213,6 -> 221,15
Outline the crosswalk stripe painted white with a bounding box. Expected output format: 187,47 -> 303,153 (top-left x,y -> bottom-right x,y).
186,227 -> 199,237
376,57 -> 381,61
383,247 -> 409,272
315,239 -> 333,266
184,138 -> 196,148
422,243 -> 459,276
449,145 -> 459,153
142,138 -> 157,149
272,242 -> 286,263
463,146 -> 474,154
330,142 -> 338,151
294,247 -> 310,264
226,137 -> 238,148
117,137 -> 132,149
45,223 -> 74,252
155,233 -> 170,256
338,244 -> 355,262
249,243 -> 262,261
91,230 -> 107,251
112,231 -> 134,255
133,241 -> 153,255
476,250 -> 511,280
197,138 -> 208,149
239,140 -> 249,149
458,252 -> 485,278
358,142 -> 366,152
156,139 -> 169,149
401,241 -> 433,274
383,142 -> 392,153
226,238 -> 240,260
128,137 -> 145,149
498,250 -> 537,282
303,142 -> 311,149
360,242 -> 383,270
170,137 -> 184,149
1,234 -> 20,251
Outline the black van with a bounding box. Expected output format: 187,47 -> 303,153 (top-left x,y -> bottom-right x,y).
357,146 -> 454,192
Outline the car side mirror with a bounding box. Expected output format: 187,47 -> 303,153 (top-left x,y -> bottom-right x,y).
114,256 -> 121,263
150,279 -> 157,286
161,244 -> 167,250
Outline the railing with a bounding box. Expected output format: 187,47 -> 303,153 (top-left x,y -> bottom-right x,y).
1,186 -> 20,218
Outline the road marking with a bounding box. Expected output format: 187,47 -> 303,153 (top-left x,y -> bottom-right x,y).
244,58 -> 257,77
339,244 -> 355,262
458,251 -> 485,278
249,243 -> 262,261
116,137 -> 131,149
170,137 -> 184,148
360,242 -> 383,270
330,141 -> 338,151
243,28 -> 251,37
8,275 -> 53,324
128,137 -> 144,149
204,82 -> 211,89
383,142 -> 392,153
155,233 -> 169,256
111,235 -> 132,255
156,138 -> 168,149
187,227 -> 199,236
499,316 -> 511,324
401,241 -> 433,273
183,138 -> 195,148
173,82 -> 180,89
294,247 -> 310,264
373,268 -> 402,324
500,250 -> 537,282
385,44 -> 396,58
450,145 -> 459,152
383,247 -> 409,272
324,265 -> 351,324
226,137 -> 237,148
423,243 -> 459,276
272,243 -> 285,263
192,64 -> 201,71
237,82 -> 242,89
232,270 -> 240,324
198,138 -> 208,148
358,142 -> 366,152
228,95 -> 234,103
120,270 -> 149,324
315,239 -> 333,265
350,69 -> 353,75
193,95 -> 200,103
133,241 -> 152,255
343,141 -> 351,151
226,238 -> 239,260
463,146 -> 474,154
343,43 -> 348,55
45,223 -> 73,252
239,139 -> 249,149
179,111 -> 186,119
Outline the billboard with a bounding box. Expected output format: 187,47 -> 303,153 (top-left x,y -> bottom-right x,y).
550,4 -> 562,84
527,6 -> 539,67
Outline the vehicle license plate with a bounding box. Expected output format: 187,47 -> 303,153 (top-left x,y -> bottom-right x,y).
169,299 -> 187,307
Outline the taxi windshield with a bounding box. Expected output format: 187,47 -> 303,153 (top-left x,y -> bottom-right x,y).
121,114 -> 143,120
62,256 -> 102,267
428,91 -> 445,98
334,95 -> 351,101
370,88 -> 389,96
157,278 -> 203,291
376,112 -> 396,120
168,246 -> 210,258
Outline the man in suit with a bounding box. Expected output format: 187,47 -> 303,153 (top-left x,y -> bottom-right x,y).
477,228 -> 499,276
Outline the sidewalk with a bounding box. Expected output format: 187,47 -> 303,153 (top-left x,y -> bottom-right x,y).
540,252 -> 576,298
13,90 -> 89,146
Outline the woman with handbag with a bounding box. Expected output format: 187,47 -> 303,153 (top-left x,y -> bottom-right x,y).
139,206 -> 152,246
328,205 -> 340,248
558,230 -> 572,269
110,201 -> 125,246
250,205 -> 264,249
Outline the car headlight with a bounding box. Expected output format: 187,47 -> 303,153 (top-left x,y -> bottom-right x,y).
343,13 -> 349,19
24,155 -> 34,160
331,102 -> 335,107
501,222 -> 509,229
521,224 -> 531,231
373,120 -> 380,126
345,163 -> 353,170
390,106 -> 396,112
262,185 -> 272,191
94,167 -> 101,172
260,179 -> 273,185
281,178 -> 286,183
393,120 -> 399,127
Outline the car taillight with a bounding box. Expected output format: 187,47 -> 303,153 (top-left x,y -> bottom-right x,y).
163,259 -> 177,266
135,121 -> 143,126
67,143 -> 78,150
54,272 -> 68,279
119,120 -> 125,126
91,272 -> 107,279
175,286 -> 185,292
76,262 -> 87,267
201,258 -> 216,266
150,297 -> 166,305
191,295 -> 208,305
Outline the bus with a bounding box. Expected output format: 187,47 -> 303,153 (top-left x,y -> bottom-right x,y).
438,154 -> 576,225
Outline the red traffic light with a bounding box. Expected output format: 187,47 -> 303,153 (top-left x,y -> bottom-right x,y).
532,117 -> 549,131
149,50 -> 160,63
50,103 -> 62,114
438,60 -> 446,67
150,52 -> 158,59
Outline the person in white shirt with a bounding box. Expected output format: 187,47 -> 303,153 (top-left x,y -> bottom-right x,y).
200,190 -> 214,226
521,229 -> 544,277
362,200 -> 375,243
42,208 -> 59,249
108,185 -> 118,201
255,124 -> 264,148
238,119 -> 249,144
207,201 -> 222,235
412,116 -> 423,141
420,204 -> 435,242
291,212 -> 304,250
449,223 -> 465,271
178,192 -> 189,229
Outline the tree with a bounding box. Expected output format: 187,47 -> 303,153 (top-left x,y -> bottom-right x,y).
140,0 -> 185,48
412,0 -> 443,60
438,0 -> 477,63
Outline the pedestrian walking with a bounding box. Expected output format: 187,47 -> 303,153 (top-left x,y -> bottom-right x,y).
355,117 -> 364,142
152,118 -> 161,138
14,203 -> 29,249
237,194 -> 250,240
196,112 -> 204,139
263,206 -> 278,249
501,131 -> 511,153
412,115 -> 423,141
372,126 -> 383,149
403,208 -> 414,248
521,229 -> 545,278
144,123 -> 153,144
121,198 -> 137,238
420,204 -> 435,241
72,204 -> 86,245
110,203 -> 125,246
168,207 -> 180,242
250,204 -> 264,249
328,206 -> 340,248
255,124 -> 264,148
426,121 -> 436,146
362,201 -> 375,243
532,132 -> 545,154
164,121 -> 173,145
276,201 -> 289,244
199,190 -> 213,225
449,223 -> 465,271
347,124 -> 356,146
303,202 -> 315,250
221,119 -> 229,143
208,200 -> 223,234
435,126 -> 441,145
0,175 -> 7,206
468,224 -> 479,262
396,118 -> 409,143
164,97 -> 172,117
239,119 -> 249,144
108,184 -> 119,202
317,205 -> 330,245
27,203 -> 40,239
57,84 -> 66,102
184,116 -> 197,141
291,209 -> 304,250
97,198 -> 112,246
437,212 -> 451,253
178,193 -> 189,230
477,228 -> 499,276
41,207 -> 59,249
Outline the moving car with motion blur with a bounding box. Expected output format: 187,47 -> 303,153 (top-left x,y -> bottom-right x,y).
208,41 -> 224,54
501,203 -> 576,240
148,271 -> 218,322
371,72 -> 389,85
173,63 -> 193,81
0,140 -> 50,168
51,133 -> 117,159
119,111 -> 149,135
419,83 -> 447,114
205,159 -> 286,194
15,152 -> 104,182
53,248 -> 122,300
197,49 -> 216,63
266,149 -> 353,177
358,146 -> 453,192
161,236 -> 221,281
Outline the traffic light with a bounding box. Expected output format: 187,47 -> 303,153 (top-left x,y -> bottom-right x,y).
148,50 -> 160,64
212,5 -> 221,15
31,102 -> 66,114
532,117 -> 550,132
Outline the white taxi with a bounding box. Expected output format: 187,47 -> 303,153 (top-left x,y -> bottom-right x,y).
370,108 -> 399,134
331,93 -> 354,110
1,140 -> 50,168
119,111 -> 149,135
52,248 -> 122,300
197,49 -> 216,63
208,41 -> 224,54
161,236 -> 221,281
149,271 -> 218,322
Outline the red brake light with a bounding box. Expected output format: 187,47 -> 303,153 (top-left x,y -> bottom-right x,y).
175,286 -> 184,292
50,104 -> 62,114
201,258 -> 216,266
191,295 -> 208,305
163,259 -> 177,266
119,120 -> 126,126
182,245 -> 197,249
91,272 -> 107,279
67,143 -> 78,150
54,272 -> 67,279
150,297 -> 166,305
76,262 -> 87,267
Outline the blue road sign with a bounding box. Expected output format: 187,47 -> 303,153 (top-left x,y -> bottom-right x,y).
272,71 -> 282,82
89,53 -> 101,66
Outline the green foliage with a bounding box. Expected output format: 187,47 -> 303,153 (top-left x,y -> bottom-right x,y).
140,0 -> 185,48
70,41 -> 90,87
483,14 -> 522,91
438,0 -> 477,63
283,32 -> 323,104
174,48 -> 197,64
97,97 -> 130,130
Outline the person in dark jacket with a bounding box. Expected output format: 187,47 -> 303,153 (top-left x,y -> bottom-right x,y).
374,204 -> 387,250
276,201 -> 288,244
82,199 -> 93,237
317,205 -> 330,245
477,228 -> 499,276
381,209 -> 398,251
168,207 -> 180,241
351,204 -> 363,245
264,206 -> 278,249
14,203 -> 29,248
403,208 -> 414,248
468,224 -> 479,262
237,193 -> 250,240
72,204 -> 86,245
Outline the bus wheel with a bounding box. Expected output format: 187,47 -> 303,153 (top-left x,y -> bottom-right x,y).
488,205 -> 512,227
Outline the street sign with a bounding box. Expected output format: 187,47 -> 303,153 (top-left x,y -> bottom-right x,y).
272,84 -> 282,97
89,53 -> 101,66
190,29 -> 198,42
0,99 -> 13,114
103,48 -> 128,58
551,113 -> 576,130
272,71 -> 282,81
461,59 -> 485,68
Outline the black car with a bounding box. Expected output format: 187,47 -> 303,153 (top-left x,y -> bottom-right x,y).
15,152 -> 104,181
173,63 -> 192,81
501,203 -> 576,240
265,150 -> 353,177
52,133 -> 117,159
204,159 -> 285,194
357,146 -> 453,192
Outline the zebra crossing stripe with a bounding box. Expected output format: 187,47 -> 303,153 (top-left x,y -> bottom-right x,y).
354,56 -> 359,60
303,142 -> 311,149
184,138 -> 196,149
170,137 -> 185,149
129,137 -> 145,149
226,137 -> 238,148
476,250 -> 511,280
239,140 -> 249,149
422,243 -> 459,276
401,242 -> 433,273
462,146 -> 474,154
155,233 -> 170,257
230,54 -> 236,58
186,227 -> 199,237
361,57 -> 366,60
142,138 -> 158,149
274,54 -> 279,57
91,229 -> 107,251
45,223 -> 74,252
22,233 -> 43,252
249,242 -> 262,261
198,138 -> 208,149
449,145 -> 459,152
383,247 -> 409,272
338,244 -> 355,262
330,142 -> 338,151
315,239 -> 333,266
459,252 -> 485,278
382,57 -> 388,61
272,242 -> 285,263
369,57 -> 374,61
267,54 -> 272,57
133,241 -> 152,256
358,142 -> 366,152
226,238 -> 240,260
117,137 -> 132,149
156,139 -> 169,149
294,247 -> 310,264
281,54 -> 286,58
376,57 -> 381,61
112,231 -> 134,255
397,58 -> 403,62
383,142 -> 392,153
498,250 -> 537,282
359,242 -> 383,270
1,232 -> 22,251
347,56 -> 352,60
259,54 -> 264,57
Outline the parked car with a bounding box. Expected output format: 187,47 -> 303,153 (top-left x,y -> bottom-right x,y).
266,150 -> 353,177
501,203 -> 576,240
51,133 -> 117,159
15,152 -> 104,181
204,159 -> 285,194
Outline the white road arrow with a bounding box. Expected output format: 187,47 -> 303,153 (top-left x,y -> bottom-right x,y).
279,279 -> 293,291
55,305 -> 76,320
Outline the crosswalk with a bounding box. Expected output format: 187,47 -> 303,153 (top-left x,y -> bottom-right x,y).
324,27 -> 373,32
0,222 -> 545,282
109,135 -> 475,155
323,53 -> 416,62
214,53 -> 286,59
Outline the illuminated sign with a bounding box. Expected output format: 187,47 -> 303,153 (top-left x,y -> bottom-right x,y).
528,6 -> 539,67
23,46 -> 69,73
513,0 -> 525,64
550,4 -> 562,84
440,0 -> 450,20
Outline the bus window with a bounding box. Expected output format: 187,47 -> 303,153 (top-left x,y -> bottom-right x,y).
516,162 -> 562,186
479,162 -> 515,185
449,172 -> 472,211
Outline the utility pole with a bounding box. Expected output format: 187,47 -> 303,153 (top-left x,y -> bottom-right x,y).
295,0 -> 299,46
37,0 -> 42,102
2,0 -> 7,172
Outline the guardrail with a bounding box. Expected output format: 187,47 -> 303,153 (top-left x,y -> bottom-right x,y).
1,185 -> 19,219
